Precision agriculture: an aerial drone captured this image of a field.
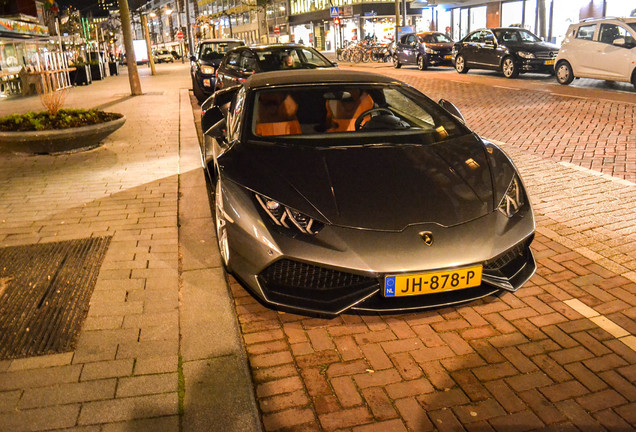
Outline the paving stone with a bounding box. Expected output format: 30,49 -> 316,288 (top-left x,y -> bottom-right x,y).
19,379 -> 116,409
77,393 -> 178,425
0,404 -> 80,432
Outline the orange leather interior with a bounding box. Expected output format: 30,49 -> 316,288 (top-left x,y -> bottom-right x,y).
255,92 -> 302,136
325,91 -> 374,132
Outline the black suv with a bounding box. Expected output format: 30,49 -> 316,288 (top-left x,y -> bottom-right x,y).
453,28 -> 560,78
214,44 -> 336,91
394,32 -> 454,70
190,38 -> 244,103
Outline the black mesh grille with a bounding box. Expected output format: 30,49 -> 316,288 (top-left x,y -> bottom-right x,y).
258,259 -> 380,313
484,237 -> 532,271
260,259 -> 376,291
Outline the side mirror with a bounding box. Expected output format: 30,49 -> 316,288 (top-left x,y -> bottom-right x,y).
190,55 -> 196,62
331,61 -> 338,67
206,118 -> 228,142
201,106 -> 224,136
612,38 -> 626,46
438,99 -> 466,124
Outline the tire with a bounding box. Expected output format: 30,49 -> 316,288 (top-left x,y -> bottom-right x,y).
633,71 -> 636,91
214,180 -> 232,272
555,61 -> 574,85
455,55 -> 468,73
417,55 -> 428,71
351,50 -> 363,63
192,77 -> 206,104
502,56 -> 519,78
393,54 -> 401,69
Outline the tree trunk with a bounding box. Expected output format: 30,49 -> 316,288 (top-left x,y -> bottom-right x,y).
118,0 -> 142,96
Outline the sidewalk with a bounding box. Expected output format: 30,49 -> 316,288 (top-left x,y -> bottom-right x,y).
0,64 -> 261,431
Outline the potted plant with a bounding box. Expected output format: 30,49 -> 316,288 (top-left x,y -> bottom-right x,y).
88,59 -> 103,81
0,82 -> 125,154
69,57 -> 92,86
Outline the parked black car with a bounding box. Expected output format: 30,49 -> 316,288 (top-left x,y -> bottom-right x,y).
453,28 -> 559,78
190,38 -> 245,103
214,44 -> 336,91
394,32 -> 454,70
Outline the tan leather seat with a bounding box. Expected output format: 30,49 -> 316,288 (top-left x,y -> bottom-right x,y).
255,92 -> 302,136
325,90 -> 374,132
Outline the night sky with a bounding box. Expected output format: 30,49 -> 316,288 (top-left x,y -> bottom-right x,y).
57,0 -> 148,13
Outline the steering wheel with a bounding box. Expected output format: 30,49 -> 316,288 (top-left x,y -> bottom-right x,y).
354,107 -> 394,131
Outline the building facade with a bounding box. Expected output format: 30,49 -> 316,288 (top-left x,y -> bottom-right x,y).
194,0 -> 635,51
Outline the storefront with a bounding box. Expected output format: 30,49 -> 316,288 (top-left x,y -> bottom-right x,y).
0,17 -> 52,97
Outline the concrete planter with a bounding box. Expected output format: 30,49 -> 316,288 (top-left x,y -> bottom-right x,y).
0,115 -> 126,155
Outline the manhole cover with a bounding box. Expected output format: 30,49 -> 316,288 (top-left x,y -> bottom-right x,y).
0,237 -> 111,360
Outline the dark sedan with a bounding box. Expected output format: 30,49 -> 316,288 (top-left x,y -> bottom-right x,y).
190,38 -> 244,103
453,28 -> 559,78
214,44 -> 336,91
394,32 -> 454,70
199,69 -> 536,316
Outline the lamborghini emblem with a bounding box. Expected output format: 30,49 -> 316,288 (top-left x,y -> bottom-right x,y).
419,231 -> 433,246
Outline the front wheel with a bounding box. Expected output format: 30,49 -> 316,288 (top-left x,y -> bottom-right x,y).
214,180 -> 232,272
393,55 -> 401,69
417,55 -> 428,71
455,55 -> 468,73
502,57 -> 519,78
555,61 -> 574,85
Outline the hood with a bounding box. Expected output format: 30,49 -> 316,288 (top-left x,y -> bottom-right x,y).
221,134 -> 494,231
424,42 -> 454,51
504,41 -> 560,52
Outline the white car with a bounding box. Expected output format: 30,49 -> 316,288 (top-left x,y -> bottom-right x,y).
153,50 -> 175,63
555,17 -> 636,90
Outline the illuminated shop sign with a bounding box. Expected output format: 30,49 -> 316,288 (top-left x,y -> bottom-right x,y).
0,18 -> 50,37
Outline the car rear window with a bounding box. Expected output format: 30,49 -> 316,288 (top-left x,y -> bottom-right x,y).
255,48 -> 333,71
199,42 -> 244,60
249,84 -> 468,144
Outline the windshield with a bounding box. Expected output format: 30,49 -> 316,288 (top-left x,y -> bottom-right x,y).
420,33 -> 453,43
249,84 -> 468,144
256,47 -> 333,72
156,50 -> 170,55
199,42 -> 244,60
494,29 -> 541,43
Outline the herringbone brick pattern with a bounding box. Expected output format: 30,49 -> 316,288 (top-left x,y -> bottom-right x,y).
229,70 -> 635,431
361,68 -> 636,183
229,230 -> 636,431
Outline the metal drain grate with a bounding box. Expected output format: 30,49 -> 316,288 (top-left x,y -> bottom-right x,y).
0,237 -> 111,360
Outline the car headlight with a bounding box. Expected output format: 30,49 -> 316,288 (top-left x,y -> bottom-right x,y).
255,193 -> 323,235
200,65 -> 215,74
498,175 -> 525,217
516,51 -> 535,59
425,47 -> 439,54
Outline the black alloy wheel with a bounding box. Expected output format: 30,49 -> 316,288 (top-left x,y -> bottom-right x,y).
455,55 -> 468,73
417,55 -> 428,71
502,56 -> 519,78
393,54 -> 401,68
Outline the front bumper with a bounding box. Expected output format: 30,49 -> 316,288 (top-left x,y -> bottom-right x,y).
195,73 -> 216,95
517,58 -> 555,73
428,52 -> 454,66
220,180 -> 536,316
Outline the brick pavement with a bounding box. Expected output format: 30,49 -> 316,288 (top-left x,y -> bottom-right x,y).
0,65 -> 260,431
0,60 -> 634,432
223,68 -> 635,431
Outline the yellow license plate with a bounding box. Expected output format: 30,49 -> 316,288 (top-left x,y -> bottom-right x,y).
203,78 -> 211,87
544,60 -> 555,65
384,265 -> 482,297
444,55 -> 452,60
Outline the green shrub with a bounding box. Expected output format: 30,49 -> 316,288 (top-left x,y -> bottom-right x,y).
0,109 -> 122,132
